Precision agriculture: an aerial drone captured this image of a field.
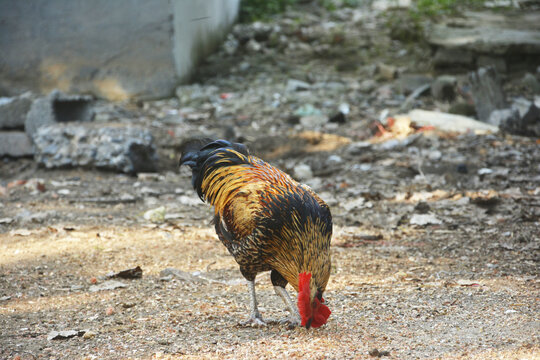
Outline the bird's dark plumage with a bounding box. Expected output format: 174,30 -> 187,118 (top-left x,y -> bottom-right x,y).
180,139 -> 332,328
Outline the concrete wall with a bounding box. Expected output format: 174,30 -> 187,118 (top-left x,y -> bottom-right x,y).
0,0 -> 239,100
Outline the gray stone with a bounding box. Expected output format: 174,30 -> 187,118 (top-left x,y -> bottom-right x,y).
488,108 -> 517,127
469,67 -> 507,122
294,164 -> 313,180
245,39 -> 262,53
47,330 -> 85,341
377,63 -> 397,80
25,90 -> 94,138
358,79 -> 377,93
286,79 -> 311,92
89,280 -> 127,292
522,73 -> 540,94
504,97 -> 540,136
33,124 -> 158,173
0,131 -> 33,157
431,75 -> 457,102
0,92 -> 33,129
433,48 -> 474,69
300,115 -> 328,129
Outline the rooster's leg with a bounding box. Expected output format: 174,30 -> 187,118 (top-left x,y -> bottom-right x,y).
240,279 -> 266,326
271,270 -> 300,327
274,286 -> 301,327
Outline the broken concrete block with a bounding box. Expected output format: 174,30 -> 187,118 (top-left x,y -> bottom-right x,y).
25,90 -> 94,137
0,131 -> 33,157
0,92 -> 33,129
469,67 -> 507,122
33,124 -> 158,173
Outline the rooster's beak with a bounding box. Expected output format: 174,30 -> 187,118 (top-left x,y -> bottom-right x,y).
305,317 -> 313,329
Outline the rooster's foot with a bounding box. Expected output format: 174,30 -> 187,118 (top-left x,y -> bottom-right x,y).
239,316 -> 267,327
272,315 -> 301,329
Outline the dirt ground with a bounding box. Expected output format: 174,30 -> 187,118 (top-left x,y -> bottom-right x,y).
1,3 -> 540,360
1,130 -> 539,359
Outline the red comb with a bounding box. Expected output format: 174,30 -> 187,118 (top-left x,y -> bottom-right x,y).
297,272 -> 312,326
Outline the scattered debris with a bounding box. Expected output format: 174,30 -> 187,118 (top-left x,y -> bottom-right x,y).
406,109 -> 498,133
410,213 -> 443,226
143,206 -> 167,223
106,266 -> 143,279
47,329 -> 88,341
159,268 -> 207,284
89,280 -> 127,292
369,348 -> 391,357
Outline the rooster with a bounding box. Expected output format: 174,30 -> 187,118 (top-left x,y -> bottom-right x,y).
180,139 -> 332,329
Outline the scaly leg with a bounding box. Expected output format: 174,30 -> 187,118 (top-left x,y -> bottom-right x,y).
274,285 -> 301,327
240,280 -> 266,326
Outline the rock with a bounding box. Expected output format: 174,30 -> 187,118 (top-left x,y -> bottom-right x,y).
522,73 -> 540,94
469,67 -> 507,122
358,79 -> 377,93
406,109 -> 498,133
431,75 -> 457,102
0,131 -> 33,157
410,213 -> 442,226
300,115 -> 328,128
499,97 -> 540,136
82,330 -> 97,339
89,280 -> 127,292
106,266 -> 143,279
159,268 -> 207,283
294,104 -> 322,117
222,33 -> 239,56
377,63 -> 397,80
286,79 -> 311,92
33,124 -> 158,173
488,108 -> 517,127
0,92 -> 33,129
47,330 -> 86,341
433,48 -> 474,69
294,163 -> 313,180
25,90 -> 94,137
143,206 -> 166,223
245,39 -> 262,53
175,84 -> 218,105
